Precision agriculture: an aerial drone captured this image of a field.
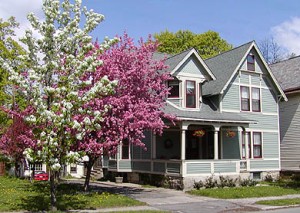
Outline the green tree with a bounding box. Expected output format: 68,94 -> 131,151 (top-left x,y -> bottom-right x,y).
0,17 -> 26,132
154,30 -> 233,59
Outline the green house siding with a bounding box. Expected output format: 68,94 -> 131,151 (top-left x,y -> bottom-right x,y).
222,84 -> 240,111
214,162 -> 236,173
168,98 -> 182,107
240,73 -> 249,84
262,88 -> 277,113
119,161 -> 132,170
186,162 -> 211,174
250,75 -> 260,86
263,132 -> 279,158
167,163 -> 181,174
174,55 -> 206,76
241,113 -> 278,130
250,160 -> 279,170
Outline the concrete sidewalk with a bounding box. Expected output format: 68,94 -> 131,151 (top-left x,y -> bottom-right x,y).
66,179 -> 300,212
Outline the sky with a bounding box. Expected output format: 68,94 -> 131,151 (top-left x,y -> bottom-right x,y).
1,0 -> 300,55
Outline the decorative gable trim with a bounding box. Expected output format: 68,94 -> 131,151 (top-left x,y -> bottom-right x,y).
170,48 -> 216,81
220,41 -> 287,101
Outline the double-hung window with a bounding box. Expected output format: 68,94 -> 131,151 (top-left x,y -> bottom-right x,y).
241,86 -> 261,112
186,81 -> 196,108
168,80 -> 179,98
241,86 -> 250,111
252,88 -> 261,112
253,132 -> 262,158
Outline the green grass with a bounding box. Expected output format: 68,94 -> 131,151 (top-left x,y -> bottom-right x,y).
256,198 -> 300,206
0,176 -> 144,211
188,186 -> 300,199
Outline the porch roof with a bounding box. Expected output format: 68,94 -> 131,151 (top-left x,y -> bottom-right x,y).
163,101 -> 255,124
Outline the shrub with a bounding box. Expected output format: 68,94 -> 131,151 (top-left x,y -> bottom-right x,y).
218,176 -> 236,188
193,180 -> 204,189
240,178 -> 257,187
204,176 -> 218,188
264,173 -> 274,182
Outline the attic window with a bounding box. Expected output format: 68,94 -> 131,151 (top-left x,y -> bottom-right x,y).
247,54 -> 255,71
186,81 -> 196,108
168,80 -> 179,98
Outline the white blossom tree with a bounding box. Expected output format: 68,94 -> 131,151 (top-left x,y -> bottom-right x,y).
0,0 -> 118,210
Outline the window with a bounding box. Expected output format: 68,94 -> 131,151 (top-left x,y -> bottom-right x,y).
241,86 -> 261,112
122,139 -> 129,159
29,163 -> 42,171
70,164 -> 77,173
252,88 -> 261,112
247,54 -> 255,71
242,132 -> 251,159
186,81 -> 196,108
168,80 -> 179,98
253,132 -> 262,158
241,86 -> 250,111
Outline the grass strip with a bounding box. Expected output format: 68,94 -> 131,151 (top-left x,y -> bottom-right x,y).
188,186 -> 300,199
256,198 -> 300,206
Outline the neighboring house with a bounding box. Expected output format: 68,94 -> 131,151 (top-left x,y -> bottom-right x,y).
270,56 -> 300,172
70,41 -> 287,189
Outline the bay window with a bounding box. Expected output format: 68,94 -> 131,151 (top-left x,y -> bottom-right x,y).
186,80 -> 196,108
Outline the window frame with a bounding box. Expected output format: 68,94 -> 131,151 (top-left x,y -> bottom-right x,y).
247,54 -> 255,71
168,80 -> 180,98
253,132 -> 262,158
241,86 -> 250,111
242,131 -> 251,159
251,87 -> 261,112
186,80 -> 196,108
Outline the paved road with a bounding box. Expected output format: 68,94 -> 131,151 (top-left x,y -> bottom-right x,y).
66,180 -> 300,213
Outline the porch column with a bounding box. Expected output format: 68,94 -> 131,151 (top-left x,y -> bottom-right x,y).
181,124 -> 188,160
214,127 -> 220,160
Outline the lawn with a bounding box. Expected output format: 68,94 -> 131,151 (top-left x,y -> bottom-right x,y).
256,198 -> 300,206
0,176 -> 144,211
188,186 -> 300,199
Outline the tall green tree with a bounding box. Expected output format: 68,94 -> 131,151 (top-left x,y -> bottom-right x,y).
154,30 -> 232,59
0,17 -> 26,132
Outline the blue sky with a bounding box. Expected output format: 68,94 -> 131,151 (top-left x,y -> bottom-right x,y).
1,0 -> 300,54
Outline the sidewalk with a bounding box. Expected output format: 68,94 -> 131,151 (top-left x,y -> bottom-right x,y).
67,179 -> 300,212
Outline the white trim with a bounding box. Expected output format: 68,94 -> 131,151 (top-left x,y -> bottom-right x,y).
177,117 -> 255,124
170,49 -> 216,80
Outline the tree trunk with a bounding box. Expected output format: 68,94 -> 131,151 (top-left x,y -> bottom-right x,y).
84,158 -> 95,192
50,170 -> 57,211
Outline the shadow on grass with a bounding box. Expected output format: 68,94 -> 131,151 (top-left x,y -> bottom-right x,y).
17,182 -> 90,211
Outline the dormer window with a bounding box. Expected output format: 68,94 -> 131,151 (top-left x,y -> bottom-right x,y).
168,80 -> 179,98
186,80 -> 196,108
247,54 -> 255,71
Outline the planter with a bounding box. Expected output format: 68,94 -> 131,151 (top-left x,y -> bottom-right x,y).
115,176 -> 123,184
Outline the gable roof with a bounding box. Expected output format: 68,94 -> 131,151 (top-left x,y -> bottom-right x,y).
202,41 -> 287,101
155,48 -> 216,81
202,41 -> 253,96
270,55 -> 300,93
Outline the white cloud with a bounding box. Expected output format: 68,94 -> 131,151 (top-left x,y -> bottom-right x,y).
272,16 -> 300,55
0,0 -> 43,39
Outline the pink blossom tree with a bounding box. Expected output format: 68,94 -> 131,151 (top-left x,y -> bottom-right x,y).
0,107 -> 36,177
78,34 -> 175,191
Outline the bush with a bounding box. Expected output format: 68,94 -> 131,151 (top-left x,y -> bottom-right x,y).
204,176 -> 218,188
163,176 -> 183,190
193,180 -> 204,189
218,176 -> 236,188
240,178 -> 257,187
264,173 -> 274,182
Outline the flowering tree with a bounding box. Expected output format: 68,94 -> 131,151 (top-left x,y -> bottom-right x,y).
0,107 -> 36,177
0,0 -> 118,210
77,34 -> 175,191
